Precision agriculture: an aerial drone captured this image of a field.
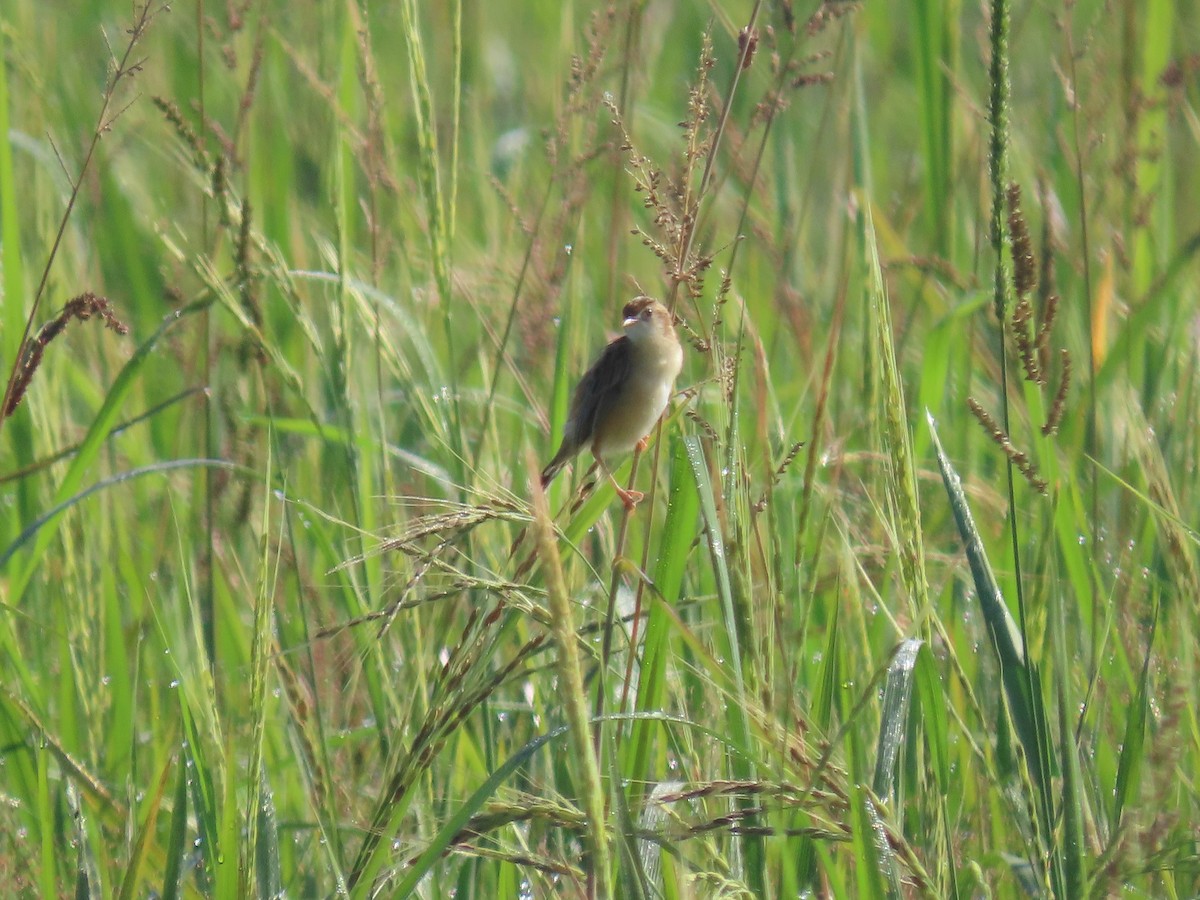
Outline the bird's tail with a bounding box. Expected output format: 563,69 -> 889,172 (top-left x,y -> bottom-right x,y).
540,458 -> 565,487
539,442 -> 575,487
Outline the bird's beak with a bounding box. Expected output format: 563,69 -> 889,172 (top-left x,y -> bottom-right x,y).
622,315 -> 638,328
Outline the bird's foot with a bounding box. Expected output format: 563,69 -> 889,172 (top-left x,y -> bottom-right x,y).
618,487 -> 644,510
636,436 -> 649,453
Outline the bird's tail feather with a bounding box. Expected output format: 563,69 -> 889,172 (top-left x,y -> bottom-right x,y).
540,458 -> 564,487
540,442 -> 575,487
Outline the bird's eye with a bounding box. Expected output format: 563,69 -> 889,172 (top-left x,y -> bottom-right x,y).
642,308 -> 652,320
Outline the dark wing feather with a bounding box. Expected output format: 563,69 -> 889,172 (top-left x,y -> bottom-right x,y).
568,336 -> 633,444
540,336 -> 633,485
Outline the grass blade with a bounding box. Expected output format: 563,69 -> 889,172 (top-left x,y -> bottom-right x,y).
4,300 -> 208,599
928,412 -> 1057,880
872,639 -> 920,799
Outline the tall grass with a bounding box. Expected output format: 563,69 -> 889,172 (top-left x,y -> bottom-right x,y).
1,0 -> 1198,896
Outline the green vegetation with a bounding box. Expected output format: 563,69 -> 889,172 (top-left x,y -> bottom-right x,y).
1,0 -> 1197,895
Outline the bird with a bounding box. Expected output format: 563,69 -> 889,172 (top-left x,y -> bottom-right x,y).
540,296 -> 684,509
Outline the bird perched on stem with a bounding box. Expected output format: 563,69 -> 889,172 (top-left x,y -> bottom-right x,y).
540,297 -> 684,509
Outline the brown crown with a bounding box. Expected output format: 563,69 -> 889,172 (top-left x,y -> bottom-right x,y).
621,295 -> 657,320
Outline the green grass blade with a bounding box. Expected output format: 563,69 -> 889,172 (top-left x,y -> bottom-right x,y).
686,434 -> 763,884
863,203 -> 930,627
913,644 -> 949,795
928,412 -> 1057,879
179,699 -> 221,888
4,300 -> 208,599
254,769 -> 284,900
928,413 -> 1047,768
686,436 -> 753,763
622,436 -> 699,798
1113,600 -> 1156,829
391,725 -> 570,897
796,598 -> 841,888
873,639 -> 920,799
160,758 -> 188,900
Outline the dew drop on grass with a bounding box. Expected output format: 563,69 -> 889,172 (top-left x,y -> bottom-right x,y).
564,243 -> 572,255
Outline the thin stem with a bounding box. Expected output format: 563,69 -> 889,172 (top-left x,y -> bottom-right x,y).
531,460 -> 613,899
0,3 -> 164,434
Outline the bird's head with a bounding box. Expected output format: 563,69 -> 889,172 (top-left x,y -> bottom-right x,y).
621,296 -> 674,344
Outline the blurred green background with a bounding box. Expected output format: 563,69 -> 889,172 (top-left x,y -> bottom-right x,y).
1,0 -> 1197,896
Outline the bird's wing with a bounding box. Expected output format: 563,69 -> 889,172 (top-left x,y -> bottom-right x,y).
569,335 -> 633,446
540,336 -> 633,486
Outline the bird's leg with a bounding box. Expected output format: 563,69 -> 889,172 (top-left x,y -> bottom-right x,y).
598,458 -> 643,510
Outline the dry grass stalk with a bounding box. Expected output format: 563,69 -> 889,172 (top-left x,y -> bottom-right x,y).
967,396 -> 1048,494
3,293 -> 130,419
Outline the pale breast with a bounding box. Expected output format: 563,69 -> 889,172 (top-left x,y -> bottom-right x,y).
593,343 -> 682,460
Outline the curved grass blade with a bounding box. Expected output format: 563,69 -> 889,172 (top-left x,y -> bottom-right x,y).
927,413 -> 1050,783
927,411 -> 1057,885
388,724 -> 569,897
873,639 -> 921,799
4,300 -> 208,597
0,459 -> 239,568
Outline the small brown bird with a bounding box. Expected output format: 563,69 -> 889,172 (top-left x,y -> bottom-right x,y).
541,297 -> 684,509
